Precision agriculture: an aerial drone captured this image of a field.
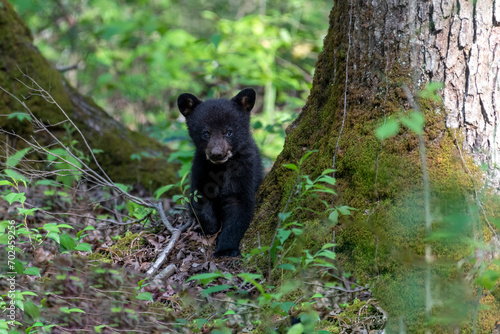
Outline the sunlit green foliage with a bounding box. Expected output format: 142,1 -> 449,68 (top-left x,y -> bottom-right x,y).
11,0 -> 330,163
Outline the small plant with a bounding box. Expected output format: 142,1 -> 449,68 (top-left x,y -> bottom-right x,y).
0,177 -> 96,332
269,151 -> 354,269
154,171 -> 201,224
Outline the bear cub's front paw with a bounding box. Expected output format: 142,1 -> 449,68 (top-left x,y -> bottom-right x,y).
213,248 -> 240,258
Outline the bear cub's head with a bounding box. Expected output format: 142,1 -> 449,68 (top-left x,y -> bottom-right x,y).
177,88 -> 256,165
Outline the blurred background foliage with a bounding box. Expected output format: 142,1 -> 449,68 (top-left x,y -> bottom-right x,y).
10,0 -> 331,169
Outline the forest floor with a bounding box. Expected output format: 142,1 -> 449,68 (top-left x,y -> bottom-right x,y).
2,182 -> 387,333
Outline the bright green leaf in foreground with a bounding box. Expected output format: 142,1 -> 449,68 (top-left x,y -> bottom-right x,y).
401,111 -> 425,135
418,81 -> 444,101
136,292 -> 153,302
24,267 -> 41,277
202,284 -> 233,296
375,119 -> 399,140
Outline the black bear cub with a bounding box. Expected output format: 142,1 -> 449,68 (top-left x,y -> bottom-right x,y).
177,88 -> 263,257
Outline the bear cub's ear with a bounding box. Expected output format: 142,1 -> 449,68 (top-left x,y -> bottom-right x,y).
231,88 -> 256,113
177,93 -> 202,117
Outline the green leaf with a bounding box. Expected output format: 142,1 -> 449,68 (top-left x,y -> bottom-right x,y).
337,205 -> 355,216
7,148 -> 30,168
223,310 -> 236,316
167,150 -> 194,163
283,163 -> 298,171
23,301 -> 39,320
17,207 -> 37,216
0,232 -> 11,243
476,270 -> 500,290
237,272 -> 263,283
126,200 -> 138,216
278,212 -> 292,221
287,323 -> 304,334
202,284 -> 233,296
42,223 -> 60,233
401,111 -> 425,135
418,82 -> 444,101
75,243 -> 92,252
299,150 -> 317,165
46,231 -> 60,244
56,224 -> 73,229
60,307 -> 86,313
172,194 -> 184,203
317,250 -> 336,260
4,169 -> 27,182
130,153 -> 141,161
136,292 -> 153,302
77,225 -> 95,238
316,176 -> 336,186
20,291 -> 38,296
95,325 -> 107,333
312,261 -> 336,269
277,229 -> 292,244
320,168 -> 335,176
277,263 -> 296,271
60,234 -> 76,251
321,243 -> 336,250
194,318 -> 208,329
154,184 -> 175,199
210,33 -> 222,49
375,119 -> 399,140
24,267 -> 41,277
8,112 -> 32,122
114,183 -> 130,193
253,120 -> 263,129
70,308 -> 86,313
35,179 -> 59,186
328,210 -> 339,225
0,180 -> 14,187
187,272 -> 224,284
279,301 -> 296,313
4,192 -> 26,205
312,185 -> 336,194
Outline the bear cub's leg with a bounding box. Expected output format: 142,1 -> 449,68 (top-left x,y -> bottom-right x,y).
213,198 -> 254,257
191,198 -> 220,235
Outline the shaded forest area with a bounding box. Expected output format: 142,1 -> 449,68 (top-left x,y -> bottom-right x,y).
1,0 -> 500,333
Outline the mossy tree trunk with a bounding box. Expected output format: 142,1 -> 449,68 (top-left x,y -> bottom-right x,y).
248,0 -> 500,331
0,0 -> 176,188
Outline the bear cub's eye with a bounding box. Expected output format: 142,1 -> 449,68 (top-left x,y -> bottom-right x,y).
226,130 -> 233,137
202,131 -> 210,140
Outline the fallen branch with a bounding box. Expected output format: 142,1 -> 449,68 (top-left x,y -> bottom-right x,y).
154,264 -> 177,280
146,202 -> 192,277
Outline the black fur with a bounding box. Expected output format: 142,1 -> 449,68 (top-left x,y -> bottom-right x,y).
177,88 -> 263,257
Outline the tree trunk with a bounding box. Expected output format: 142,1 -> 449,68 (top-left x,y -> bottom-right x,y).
0,0 -> 176,189
249,0 -> 500,331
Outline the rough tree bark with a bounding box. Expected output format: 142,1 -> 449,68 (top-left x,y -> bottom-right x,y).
425,0 -> 500,189
0,0 -> 176,188
248,0 -> 499,331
